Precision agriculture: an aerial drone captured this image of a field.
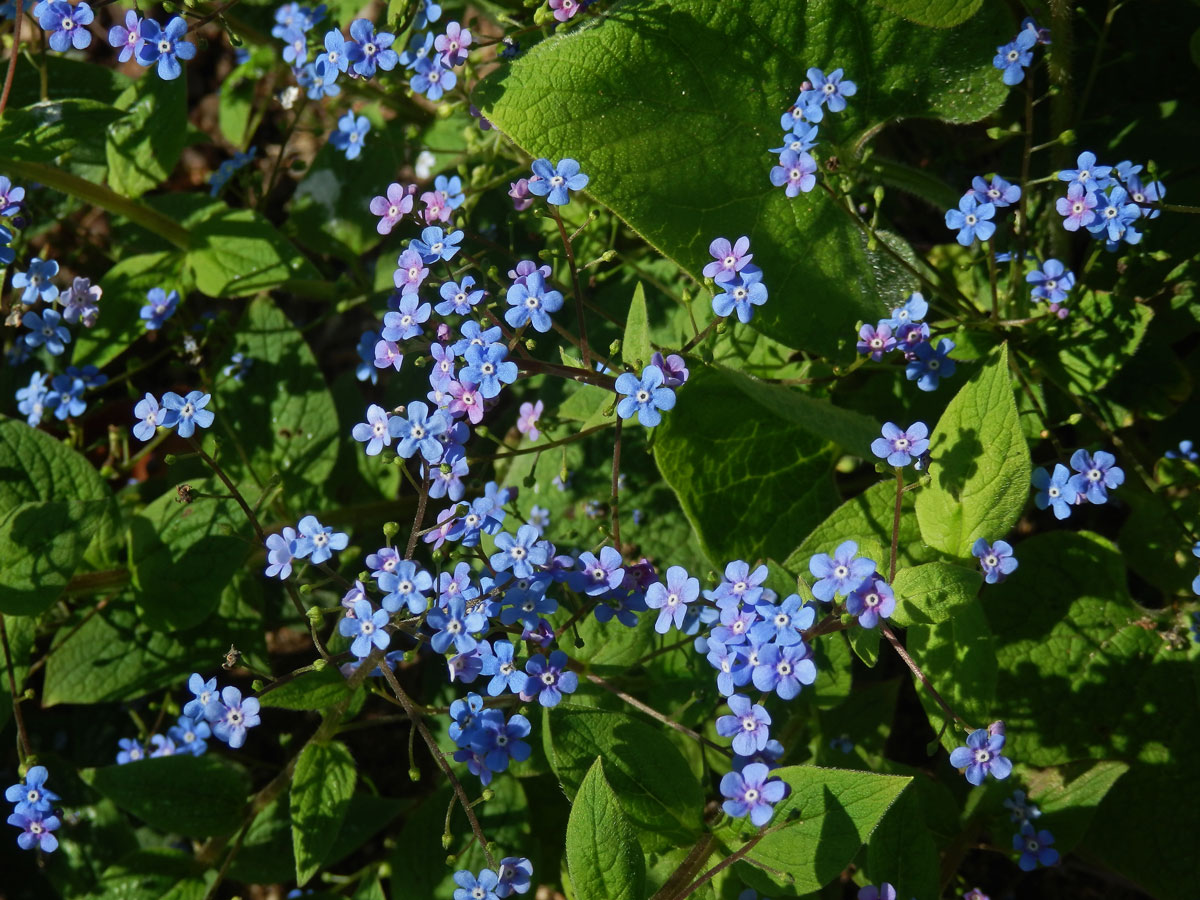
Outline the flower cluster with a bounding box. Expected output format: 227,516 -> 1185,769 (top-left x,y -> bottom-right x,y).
705,235 -> 769,324
946,173 -> 1021,246
116,673 -> 257,760
104,11 -> 197,80
1055,151 -> 1164,250
452,856 -> 533,899
1032,448 -> 1125,520
131,390 -> 214,441
17,365 -> 107,426
264,515 -> 350,577
808,541 -> 893,628
448,692 -> 533,786
856,293 -> 956,392
770,67 -> 856,197
6,766 -> 61,853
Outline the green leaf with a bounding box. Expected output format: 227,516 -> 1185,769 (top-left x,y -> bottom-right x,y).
846,622 -> 881,668
869,0 -> 983,27
189,208 -> 319,297
724,765 -> 911,895
655,368 -> 840,564
106,75 -> 187,198
544,706 -> 703,845
1023,759 -> 1128,854
904,596 -> 996,752
42,588 -> 265,706
87,756 -> 250,838
129,480 -> 248,630
0,100 -> 126,164
292,740 -> 358,886
475,0 -> 1007,357
915,344 -> 1031,557
889,561 -> 981,627
214,296 -> 341,509
0,613 -> 34,732
621,282 -> 653,369
781,479 -> 933,579
864,786 -> 940,900
566,758 -> 646,900
259,667 -> 353,710
0,500 -> 107,615
71,251 -> 188,370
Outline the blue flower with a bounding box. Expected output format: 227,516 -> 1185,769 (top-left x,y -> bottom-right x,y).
382,294 -> 431,341
330,112 -> 370,160
769,148 -> 817,196
705,638 -> 750,696
720,762 -> 786,826
870,421 -> 930,467
528,158 -> 589,206
573,546 -> 625,595
264,527 -> 298,579
1004,788 -> 1042,825
753,642 -> 817,698
47,369 -> 97,420
15,372 -> 51,426
1026,259 -> 1074,303
294,514 -> 349,565
1014,823 -> 1059,871
411,55 -> 456,101
378,560 -> 433,614
484,640 -> 528,696
0,175 -> 25,215
949,728 -> 1012,785
496,858 -> 533,898
881,292 -> 928,328
161,390 -> 213,439
13,258 -> 60,305
116,737 -> 146,764
969,175 -> 1021,208
391,400 -> 449,462
280,26 -> 307,65
615,364 -> 676,427
1032,464 -> 1078,519
808,540 -> 875,601
168,716 -> 210,756
972,538 -> 1018,584
451,320 -> 501,357
434,173 -> 465,209
137,17 -> 197,80
716,694 -> 772,756
806,67 -> 856,112
8,809 -> 61,852
356,331 -> 381,384
206,686 -> 261,749
184,673 -> 218,720
410,225 -> 464,263
1057,151 -> 1112,191
5,766 -> 59,817
462,342 -> 517,399
316,28 -> 349,82
21,310 -> 70,356
352,404 -> 394,456
1124,172 -> 1165,219
39,0 -> 93,51
346,18 -> 398,77
452,869 -> 500,900
846,578 -> 896,629
944,195 -> 996,245
436,275 -> 485,316
471,711 -> 532,775
339,598 -> 391,658
905,338 -> 956,392
993,27 -> 1036,85
1087,186 -> 1141,244
770,124 -> 819,156
107,9 -> 144,61
1165,440 -> 1198,462
426,447 -> 468,501
520,650 -> 577,707
1067,448 -> 1124,503
505,271 -> 564,332
140,287 -> 178,330
491,524 -> 552,578
749,593 -> 814,646
644,565 -> 699,634
712,267 -> 768,323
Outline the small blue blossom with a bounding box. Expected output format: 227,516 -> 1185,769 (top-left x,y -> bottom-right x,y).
352,404 -> 394,456
436,275 -> 485,316
573,546 -> 625,595
1067,448 -> 1124,504
390,400 -> 449,462
1058,151 -> 1112,191
21,310 -> 70,356
969,175 -> 1021,208
383,294 -> 431,341
993,27 -> 1036,85
8,809 -> 60,852
107,9 -> 144,61
116,737 -> 146,764
5,766 -> 59,816
857,323 -> 895,360
168,716 -> 210,756
316,28 -> 349,82
808,540 -> 876,602
1032,464 -> 1078,519
645,565 -> 699,634
720,762 -> 786,827
528,157 -> 589,206
846,578 -> 895,628
702,235 -> 753,283
615,364 -> 676,427
452,869 -> 500,900
1087,186 -> 1141,244
16,372 -> 52,426
806,67 -> 856,112
140,287 -> 179,330
339,598 -> 391,658
206,686 -> 261,749
13,258 -> 60,305
505,271 -> 564,332
330,112 -> 370,160
137,17 -> 197,80
1004,789 -> 1042,825
378,560 -> 433,614
870,421 -> 929,467
39,0 -> 94,51
520,650 -> 578,707
770,123 -> 819,155
463,343 -> 517,399
949,728 -> 1012,786
0,175 -> 25,215
905,338 -> 956,392
294,514 -> 349,565
161,390 -> 213,439
184,673 -> 218,720
945,195 -> 996,245
972,538 -> 1018,584
411,55 -> 456,100
264,527 -> 298,579
1014,823 -> 1059,871
750,593 -> 814,646
769,148 -> 817,196
346,17 -> 398,77
1165,440 -> 1198,462
410,225 -> 464,264
428,596 -> 487,654
753,641 -> 817,698
881,292 -> 928,329
496,858 -> 533,898
484,640 -> 528,696
712,268 -> 768,323
491,525 -> 552,578
1026,259 -> 1074,303
717,694 -> 772,756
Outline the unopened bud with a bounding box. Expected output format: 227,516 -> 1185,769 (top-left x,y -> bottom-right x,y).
164,454 -> 177,466
251,679 -> 265,692
988,720 -> 1006,737
481,788 -> 494,802
307,606 -> 323,624
441,833 -> 453,850
312,659 -> 328,671
409,767 -> 421,782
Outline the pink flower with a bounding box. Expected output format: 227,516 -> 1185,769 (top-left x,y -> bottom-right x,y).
518,400 -> 543,441
549,0 -> 581,22
420,190 -> 451,224
448,379 -> 484,424
369,182 -> 414,235
508,178 -> 533,212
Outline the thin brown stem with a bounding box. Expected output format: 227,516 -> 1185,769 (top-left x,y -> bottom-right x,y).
610,418 -> 623,547
0,0 -> 23,120
889,467 -> 904,582
880,622 -> 968,730
1,615 -> 32,762
550,207 -> 591,369
586,673 -> 728,755
668,831 -> 768,900
405,474 -> 431,559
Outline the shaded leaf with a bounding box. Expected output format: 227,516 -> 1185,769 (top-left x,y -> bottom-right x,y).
566,758 -> 646,900
292,740 -> 357,885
